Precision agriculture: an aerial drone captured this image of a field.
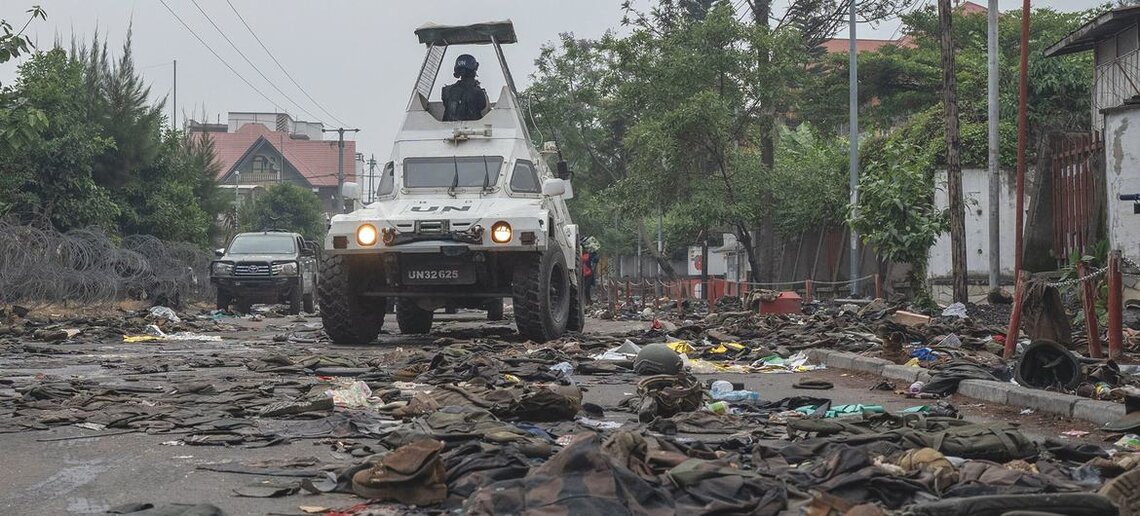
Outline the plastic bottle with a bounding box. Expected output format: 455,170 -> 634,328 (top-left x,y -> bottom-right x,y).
707,401 -> 729,415
709,380 -> 734,397
549,362 -> 574,378
714,390 -> 761,403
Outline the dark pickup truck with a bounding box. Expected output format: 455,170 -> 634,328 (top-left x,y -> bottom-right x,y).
210,231 -> 318,314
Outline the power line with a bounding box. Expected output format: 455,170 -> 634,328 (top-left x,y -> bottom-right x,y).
224,0 -> 349,127
157,0 -> 284,113
186,0 -> 321,122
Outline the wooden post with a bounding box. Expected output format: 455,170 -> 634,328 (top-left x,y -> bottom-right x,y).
1109,250 -> 1124,360
1078,261 -> 1103,358
804,279 -> 814,303
625,279 -> 632,307
939,0 -> 968,304
1004,270 -> 1027,359
874,274 -> 883,299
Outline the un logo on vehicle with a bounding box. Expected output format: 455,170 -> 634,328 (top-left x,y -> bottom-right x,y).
410,206 -> 471,213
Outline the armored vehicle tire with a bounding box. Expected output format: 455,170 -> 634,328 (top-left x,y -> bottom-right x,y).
486,299 -> 504,321
512,245 -> 571,342
216,290 -> 230,311
319,254 -> 384,344
396,298 -> 434,334
288,286 -> 302,315
567,269 -> 585,332
303,292 -> 315,313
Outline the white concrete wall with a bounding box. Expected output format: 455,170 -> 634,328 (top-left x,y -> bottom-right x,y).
928,168 -> 1020,280
1105,105 -> 1140,264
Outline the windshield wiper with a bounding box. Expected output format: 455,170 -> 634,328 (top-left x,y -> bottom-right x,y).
481,155 -> 492,194
447,157 -> 459,197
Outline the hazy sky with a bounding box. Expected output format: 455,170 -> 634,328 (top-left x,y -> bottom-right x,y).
0,0 -> 1110,156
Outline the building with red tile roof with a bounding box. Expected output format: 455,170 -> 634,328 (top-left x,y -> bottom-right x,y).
820,1 -> 988,55
190,113 -> 360,214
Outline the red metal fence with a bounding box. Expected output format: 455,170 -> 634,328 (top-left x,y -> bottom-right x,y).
1052,132 -> 1103,264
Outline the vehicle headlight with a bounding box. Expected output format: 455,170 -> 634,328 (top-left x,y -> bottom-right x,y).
281,262 -> 298,275
356,224 -> 378,247
212,262 -> 233,275
491,221 -> 512,243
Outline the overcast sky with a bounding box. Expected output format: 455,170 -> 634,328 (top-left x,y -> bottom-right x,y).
0,0 -> 1110,156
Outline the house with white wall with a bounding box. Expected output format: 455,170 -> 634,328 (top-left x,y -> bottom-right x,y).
1047,5 -> 1140,299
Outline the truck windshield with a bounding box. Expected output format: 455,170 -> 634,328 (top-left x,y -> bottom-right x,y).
228,235 -> 296,254
404,156 -> 503,188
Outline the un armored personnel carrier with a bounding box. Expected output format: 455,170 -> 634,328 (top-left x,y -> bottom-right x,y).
319,21 -> 584,343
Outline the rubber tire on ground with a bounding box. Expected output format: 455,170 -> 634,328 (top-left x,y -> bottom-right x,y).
486,298 -> 504,321
396,298 -> 434,334
319,254 -> 384,344
235,299 -> 252,314
512,244 -> 571,342
288,285 -> 302,315
303,292 -> 315,313
215,290 -> 230,311
567,268 -> 585,332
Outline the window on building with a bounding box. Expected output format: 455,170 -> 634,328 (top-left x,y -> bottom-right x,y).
250,155 -> 276,183
1097,37 -> 1117,65
1119,24 -> 1139,57
377,161 -> 395,197
509,159 -> 541,193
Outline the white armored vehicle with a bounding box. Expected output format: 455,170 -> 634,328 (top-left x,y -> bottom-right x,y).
319,21 -> 584,343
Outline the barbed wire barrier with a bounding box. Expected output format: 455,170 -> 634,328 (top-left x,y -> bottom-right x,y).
0,219 -> 214,306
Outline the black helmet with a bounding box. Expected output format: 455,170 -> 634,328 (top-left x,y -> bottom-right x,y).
454,54 -> 479,78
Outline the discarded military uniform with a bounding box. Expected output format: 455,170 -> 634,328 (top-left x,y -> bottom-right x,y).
351,438 -> 448,505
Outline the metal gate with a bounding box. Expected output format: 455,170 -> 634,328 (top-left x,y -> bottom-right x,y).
1052,131 -> 1104,264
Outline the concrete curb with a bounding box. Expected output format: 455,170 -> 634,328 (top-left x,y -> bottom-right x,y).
809,351 -> 1123,427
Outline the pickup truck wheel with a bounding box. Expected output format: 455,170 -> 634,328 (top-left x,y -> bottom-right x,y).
288,286 -> 302,315
512,245 -> 570,342
486,298 -> 504,321
303,292 -> 315,313
215,290 -> 230,311
319,254 -> 384,344
396,298 -> 434,334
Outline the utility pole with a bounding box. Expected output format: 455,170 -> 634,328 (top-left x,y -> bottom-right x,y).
848,0 -> 861,297
367,155 -> 377,203
1004,0 -> 1032,359
940,0 -> 968,303
322,127 -> 360,214
172,59 -> 177,129
701,229 -> 709,302
987,0 -> 1000,290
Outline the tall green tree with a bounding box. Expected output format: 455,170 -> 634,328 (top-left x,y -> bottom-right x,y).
0,6 -> 48,153
610,4 -> 810,281
239,183 -> 325,241
0,49 -> 117,229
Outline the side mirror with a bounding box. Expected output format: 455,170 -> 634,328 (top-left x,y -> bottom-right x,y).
556,160 -> 571,180
542,178 -> 567,197
214,248 -> 225,258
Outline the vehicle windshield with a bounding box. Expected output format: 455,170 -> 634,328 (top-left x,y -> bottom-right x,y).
404,156 -> 504,188
228,235 -> 296,255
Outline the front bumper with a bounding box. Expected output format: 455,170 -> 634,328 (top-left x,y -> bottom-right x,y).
325,218 -> 548,254
211,276 -> 298,296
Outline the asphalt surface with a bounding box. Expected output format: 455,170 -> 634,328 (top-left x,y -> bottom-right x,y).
0,311 -> 1112,515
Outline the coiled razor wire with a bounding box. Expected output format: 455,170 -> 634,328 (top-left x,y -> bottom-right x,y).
0,219 -> 214,305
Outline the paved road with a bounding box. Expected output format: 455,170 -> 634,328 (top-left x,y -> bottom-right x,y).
0,312 -> 1109,515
